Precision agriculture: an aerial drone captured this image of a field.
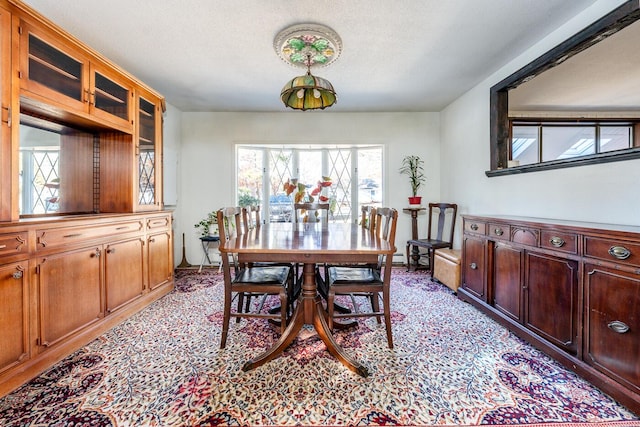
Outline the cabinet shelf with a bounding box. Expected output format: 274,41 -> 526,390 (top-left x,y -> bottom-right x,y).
94,87 -> 126,104
28,54 -> 80,81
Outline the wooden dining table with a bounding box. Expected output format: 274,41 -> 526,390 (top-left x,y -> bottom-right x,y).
218,221 -> 395,377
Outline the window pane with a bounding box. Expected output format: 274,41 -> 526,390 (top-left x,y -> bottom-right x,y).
358,149 -> 382,208
600,126 -> 632,153
542,126 -> 594,161
512,125 -> 539,165
327,149 -> 352,223
237,148 -> 263,208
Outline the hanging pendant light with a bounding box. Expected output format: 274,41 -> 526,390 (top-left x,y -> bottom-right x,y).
280,59 -> 336,110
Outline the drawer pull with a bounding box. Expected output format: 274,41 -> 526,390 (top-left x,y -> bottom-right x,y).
63,233 -> 82,238
608,245 -> 631,260
607,320 -> 630,334
469,262 -> 478,270
13,271 -> 23,279
0,244 -> 6,249
549,237 -> 565,248
494,228 -> 504,236
116,226 -> 129,230
470,224 -> 478,231
106,248 -> 115,254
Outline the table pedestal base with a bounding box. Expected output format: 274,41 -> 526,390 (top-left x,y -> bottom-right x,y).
241,263 -> 369,377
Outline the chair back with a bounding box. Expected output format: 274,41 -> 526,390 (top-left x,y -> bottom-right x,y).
293,203 -> 330,225
427,203 -> 457,245
242,205 -> 261,231
360,205 -> 376,233
217,207 -> 243,242
373,207 -> 398,247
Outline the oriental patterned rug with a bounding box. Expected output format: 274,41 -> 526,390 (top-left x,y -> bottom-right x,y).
0,269 -> 639,427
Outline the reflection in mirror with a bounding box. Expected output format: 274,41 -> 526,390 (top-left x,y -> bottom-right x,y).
488,0 -> 640,176
19,125 -> 60,215
19,117 -> 96,216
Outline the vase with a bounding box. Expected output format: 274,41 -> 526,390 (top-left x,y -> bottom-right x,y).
408,196 -> 422,206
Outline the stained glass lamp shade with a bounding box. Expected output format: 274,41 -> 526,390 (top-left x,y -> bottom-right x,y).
280,71 -> 336,111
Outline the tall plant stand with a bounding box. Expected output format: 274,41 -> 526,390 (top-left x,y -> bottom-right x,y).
403,207 -> 426,270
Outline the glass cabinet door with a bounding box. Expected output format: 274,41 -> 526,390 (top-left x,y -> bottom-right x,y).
19,21 -> 87,112
137,95 -> 158,207
89,66 -> 133,131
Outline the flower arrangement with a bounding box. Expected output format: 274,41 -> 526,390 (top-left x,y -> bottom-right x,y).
283,176 -> 332,203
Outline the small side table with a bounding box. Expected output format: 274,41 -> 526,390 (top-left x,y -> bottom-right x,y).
199,235 -> 220,273
403,207 -> 426,270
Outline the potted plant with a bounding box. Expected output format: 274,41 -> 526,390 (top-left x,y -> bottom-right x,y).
399,155 -> 426,206
194,211 -> 219,237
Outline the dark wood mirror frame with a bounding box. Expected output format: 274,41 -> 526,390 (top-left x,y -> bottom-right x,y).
487,0 -> 640,177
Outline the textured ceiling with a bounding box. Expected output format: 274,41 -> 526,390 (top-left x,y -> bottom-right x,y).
22,0 -> 600,113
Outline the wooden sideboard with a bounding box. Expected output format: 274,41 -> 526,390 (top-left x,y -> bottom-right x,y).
458,214 -> 640,414
0,211 -> 173,397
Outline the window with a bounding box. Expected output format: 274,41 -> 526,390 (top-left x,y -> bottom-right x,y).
237,145 -> 383,224
511,122 -> 634,166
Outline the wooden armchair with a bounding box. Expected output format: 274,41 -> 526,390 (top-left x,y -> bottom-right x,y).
217,207 -> 294,348
406,203 -> 457,274
325,207 -> 398,348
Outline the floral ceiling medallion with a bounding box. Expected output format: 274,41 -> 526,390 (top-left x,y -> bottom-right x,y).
274,23 -> 342,68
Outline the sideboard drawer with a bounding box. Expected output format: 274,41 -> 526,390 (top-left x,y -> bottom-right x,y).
488,223 -> 510,240
464,220 -> 486,235
584,236 -> 640,267
541,230 -> 578,254
0,232 -> 28,257
36,220 -> 144,250
147,215 -> 171,230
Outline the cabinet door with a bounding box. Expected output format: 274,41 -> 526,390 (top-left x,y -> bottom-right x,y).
36,247 -> 102,349
1,7 -> 12,221
526,252 -> 578,355
18,19 -> 88,112
462,235 -> 486,300
0,262 -> 28,374
89,64 -> 133,132
493,243 -> 523,322
104,238 -> 144,313
147,231 -> 172,290
585,263 -> 640,393
135,90 -> 162,210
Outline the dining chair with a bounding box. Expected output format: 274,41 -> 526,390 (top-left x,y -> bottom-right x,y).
293,202 -> 330,225
217,206 -> 294,349
406,203 -> 457,275
239,205 -> 297,315
325,207 -> 398,348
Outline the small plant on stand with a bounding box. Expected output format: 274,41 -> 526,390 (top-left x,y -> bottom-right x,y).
399,155 -> 426,206
194,211 -> 219,237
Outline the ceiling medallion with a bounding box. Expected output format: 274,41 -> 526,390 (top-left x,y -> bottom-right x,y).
274,23 -> 342,68
275,24 -> 341,111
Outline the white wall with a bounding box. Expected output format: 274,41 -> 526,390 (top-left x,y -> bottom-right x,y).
173,112 -> 439,265
440,0 -> 638,248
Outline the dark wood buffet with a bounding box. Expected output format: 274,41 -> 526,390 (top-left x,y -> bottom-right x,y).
458,214 -> 640,414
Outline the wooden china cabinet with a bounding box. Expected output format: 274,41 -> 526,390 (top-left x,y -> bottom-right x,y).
459,214 -> 640,413
0,0 -> 173,398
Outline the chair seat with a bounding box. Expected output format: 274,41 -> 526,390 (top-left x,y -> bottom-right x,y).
328,266 -> 381,285
235,266 -> 290,285
407,238 -> 451,249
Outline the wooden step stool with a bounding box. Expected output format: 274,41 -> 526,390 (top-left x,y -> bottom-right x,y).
433,248 -> 461,292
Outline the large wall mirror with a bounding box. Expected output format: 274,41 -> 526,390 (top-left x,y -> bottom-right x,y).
487,0 -> 640,176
